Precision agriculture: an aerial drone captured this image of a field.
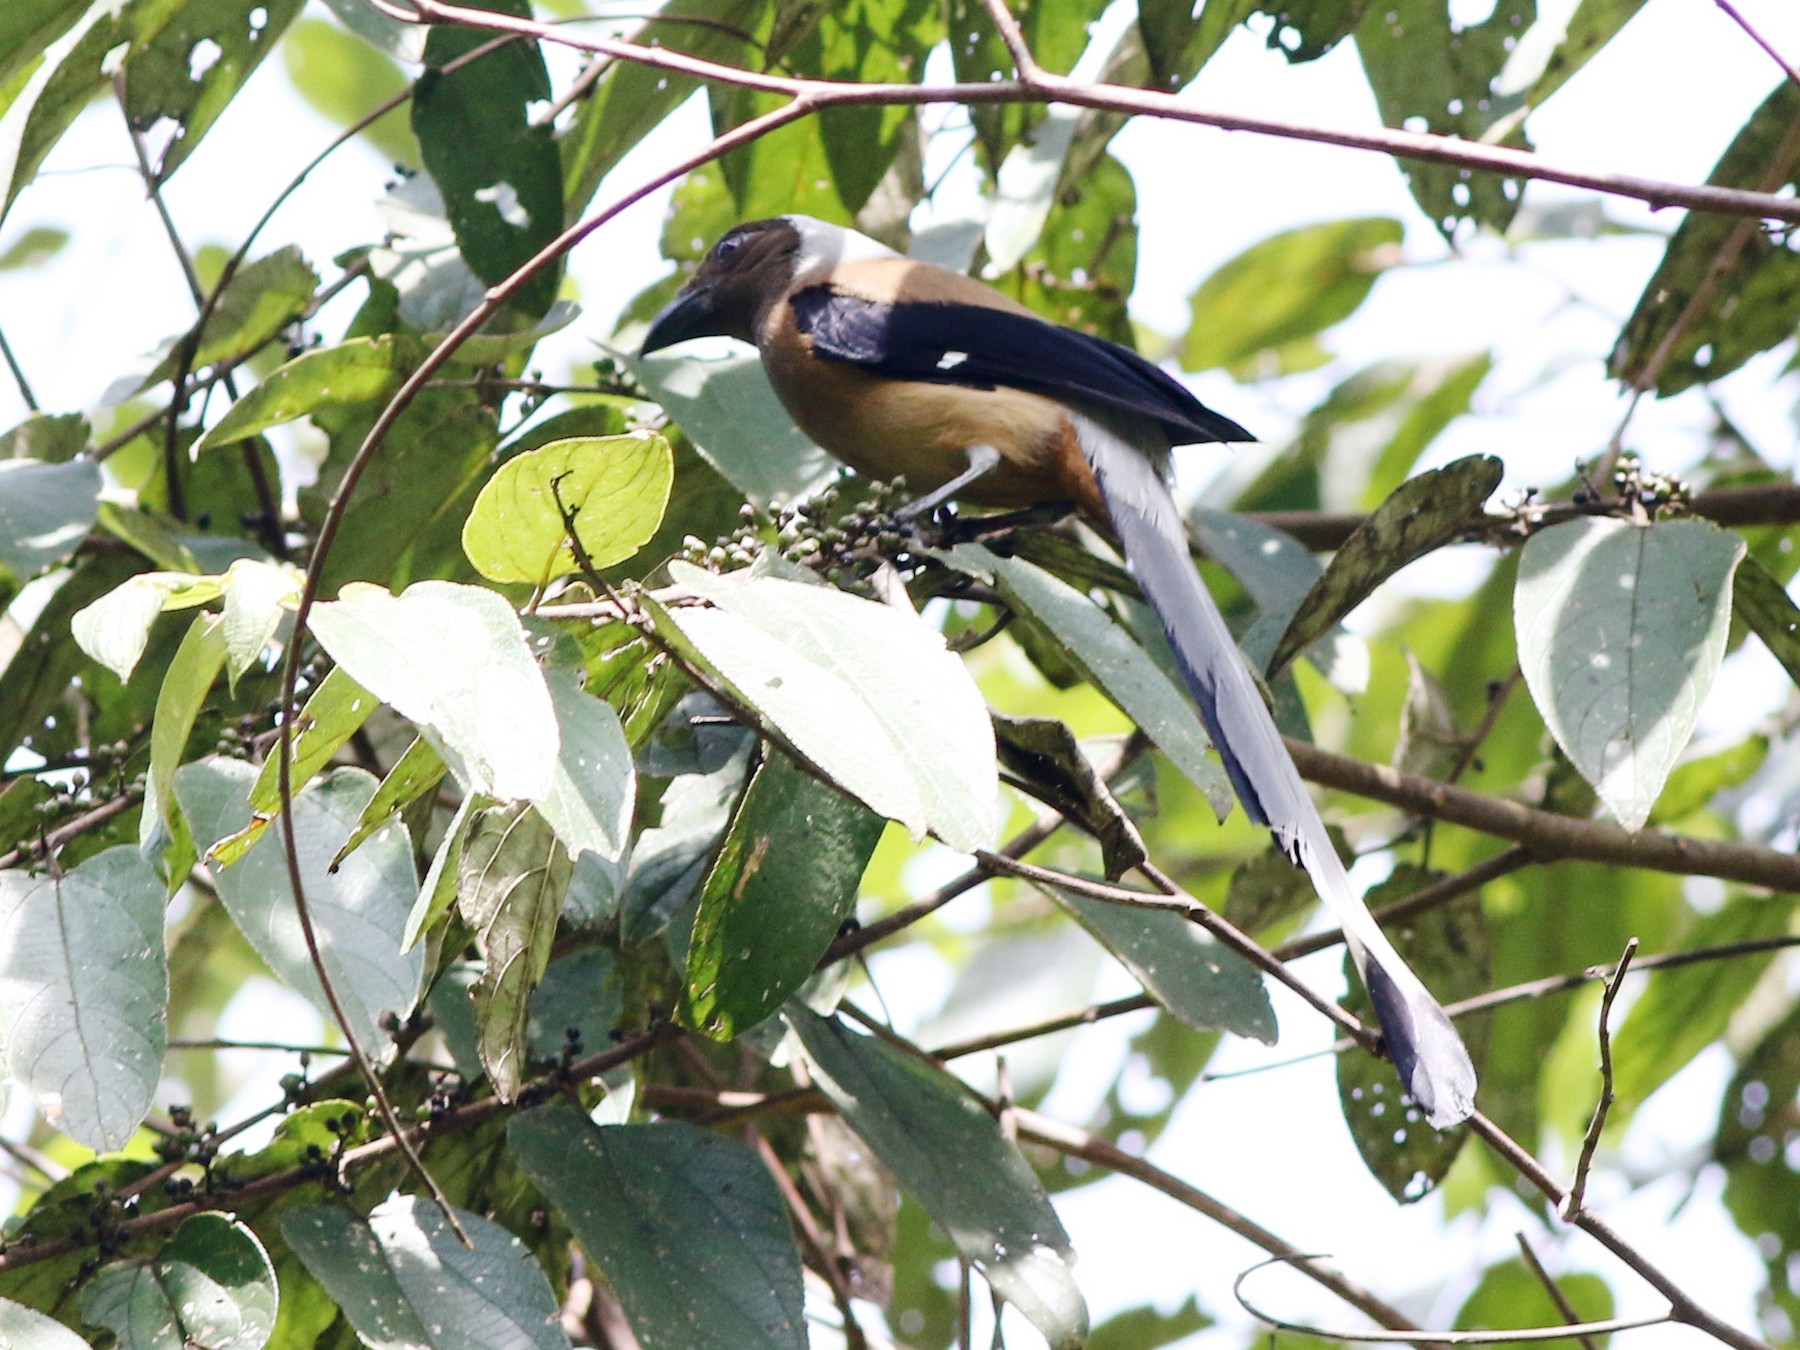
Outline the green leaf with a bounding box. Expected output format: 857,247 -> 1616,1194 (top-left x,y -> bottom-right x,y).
527,947 -> 622,1061
1452,1257 -> 1612,1333
301,383 -> 499,589
414,0 -> 563,321
70,570 -> 223,684
1256,0 -> 1374,61
1189,508 -> 1321,615
282,1196 -> 568,1350
682,751 -> 884,1040
986,108 -> 1081,272
0,847 -> 165,1150
992,152 -> 1140,343
1089,1295 -> 1211,1350
175,758 -> 425,1055
1355,0 -> 1532,236
1612,84 -> 1800,395
810,0 -> 939,213
1610,895 -> 1794,1108
1269,454 -> 1503,676
141,611 -> 229,857
939,543 -> 1232,817
193,335 -> 417,455
0,1296 -> 91,1348
80,1214 -> 276,1350
1223,841 -> 1322,935
219,557 -> 300,685
649,562 -> 997,852
1050,886 -> 1275,1040
716,95 -> 852,225
0,409 -> 86,459
405,792 -> 479,952
631,350 -> 840,507
790,1009 -> 1087,1347
1649,735 -> 1767,825
948,0 -> 1099,169
457,801 -> 571,1098
1338,872 -> 1487,1201
1188,507 -> 1367,700
209,665 -> 378,868
0,457 -> 99,575
1733,554 -> 1800,687
0,2 -> 166,227
534,667 -> 635,862
993,714 -> 1146,878
1719,1003 -> 1800,1326
508,1106 -> 806,1350
316,0 -> 426,58
619,732 -> 751,947
1179,218 -> 1403,373
281,15 -> 416,165
0,0 -> 83,90
136,246 -> 321,392
1515,516 -> 1746,830
308,579 -> 560,801
1358,354 -> 1492,509
461,434 -> 674,584
120,0 -> 303,182
1512,0 -> 1647,113
560,0 -> 772,218
336,735 -> 448,870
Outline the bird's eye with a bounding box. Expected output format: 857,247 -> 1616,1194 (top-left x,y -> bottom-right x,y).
710,234 -> 744,263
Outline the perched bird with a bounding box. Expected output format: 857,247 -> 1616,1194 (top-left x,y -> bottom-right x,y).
641,215 -> 1477,1128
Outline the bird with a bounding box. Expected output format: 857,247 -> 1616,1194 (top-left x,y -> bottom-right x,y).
640,214 -> 1477,1128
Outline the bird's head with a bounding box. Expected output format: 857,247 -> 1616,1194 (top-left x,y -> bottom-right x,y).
640,216 -> 900,354
639,217 -> 805,353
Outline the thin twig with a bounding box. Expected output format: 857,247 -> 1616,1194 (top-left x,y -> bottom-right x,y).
0,792 -> 139,872
975,850 -> 1372,1044
0,324 -> 37,412
1447,669 -> 1522,787
745,1126 -> 870,1350
1465,1108 -> 1771,1350
974,0 -> 1039,77
1714,0 -> 1800,91
1276,846 -> 1533,961
1448,932 -> 1800,1019
1011,1108 -> 1439,1343
1515,1233 -> 1601,1350
1563,938 -> 1636,1219
166,1039 -> 349,1055
1232,1252 -> 1667,1344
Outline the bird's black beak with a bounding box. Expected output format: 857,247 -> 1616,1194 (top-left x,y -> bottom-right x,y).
639,285 -> 720,355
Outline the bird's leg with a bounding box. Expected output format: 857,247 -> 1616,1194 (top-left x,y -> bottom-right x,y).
894,444 -> 1003,522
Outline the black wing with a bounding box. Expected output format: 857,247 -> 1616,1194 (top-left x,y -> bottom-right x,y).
790,286 -> 1253,447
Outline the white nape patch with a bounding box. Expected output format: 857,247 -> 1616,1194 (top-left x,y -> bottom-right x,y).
936,351 -> 968,370
783,214 -> 900,280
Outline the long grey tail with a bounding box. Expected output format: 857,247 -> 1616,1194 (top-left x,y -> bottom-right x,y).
1079,415 -> 1476,1128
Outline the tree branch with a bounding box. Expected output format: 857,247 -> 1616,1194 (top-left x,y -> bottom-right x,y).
389,0 -> 1800,225
1250,481 -> 1800,551
1284,739 -> 1800,892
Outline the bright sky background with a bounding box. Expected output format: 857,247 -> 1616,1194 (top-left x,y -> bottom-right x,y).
3,0 -> 1800,1345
